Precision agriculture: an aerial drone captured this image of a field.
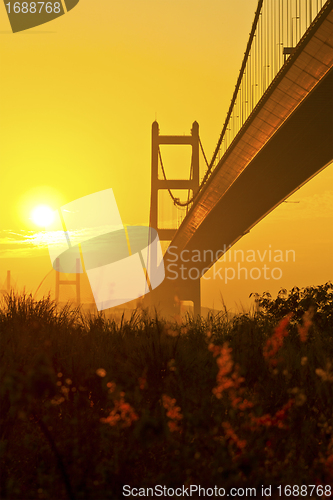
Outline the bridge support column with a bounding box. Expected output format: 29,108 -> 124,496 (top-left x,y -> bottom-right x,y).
193,280 -> 201,317
148,121 -> 201,317
145,277 -> 201,319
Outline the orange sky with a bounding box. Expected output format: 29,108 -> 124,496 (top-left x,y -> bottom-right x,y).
0,0 -> 332,312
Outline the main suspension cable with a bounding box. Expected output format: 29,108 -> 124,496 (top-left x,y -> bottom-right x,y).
160,0 -> 264,209
208,0 -> 264,170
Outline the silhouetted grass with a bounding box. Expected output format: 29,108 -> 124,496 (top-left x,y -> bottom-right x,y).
0,284 -> 332,499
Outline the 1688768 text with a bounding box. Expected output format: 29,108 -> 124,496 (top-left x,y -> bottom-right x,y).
5,2 -> 61,14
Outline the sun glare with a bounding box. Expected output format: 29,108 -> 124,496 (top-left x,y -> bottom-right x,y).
31,205 -> 55,227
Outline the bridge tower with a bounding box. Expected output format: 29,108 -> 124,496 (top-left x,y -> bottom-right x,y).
149,121 -> 201,316
55,257 -> 81,306
0,270 -> 11,295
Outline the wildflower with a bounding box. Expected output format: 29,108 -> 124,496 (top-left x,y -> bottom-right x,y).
167,359 -> 176,372
60,386 -> 70,399
251,399 -> 294,430
51,396 -> 65,405
208,342 -> 223,358
222,422 -> 247,450
210,342 -> 253,410
325,437 -> 333,478
295,393 -> 306,406
316,436 -> 333,480
325,454 -> 333,479
263,313 -> 292,367
211,343 -> 240,393
96,368 -> 106,377
301,356 -> 308,366
166,327 -> 178,337
290,387 -> 306,405
138,376 -> 147,390
168,421 -> 181,433
88,391 -> 94,407
101,392 -> 138,428
164,321 -> 172,331
173,314 -> 182,325
162,394 -> 183,433
315,367 -> 333,382
107,381 -> 116,393
236,398 -> 254,411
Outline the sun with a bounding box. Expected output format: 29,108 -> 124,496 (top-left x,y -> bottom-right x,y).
31,205 -> 55,227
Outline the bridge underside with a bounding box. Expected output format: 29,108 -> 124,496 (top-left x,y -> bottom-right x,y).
170,6 -> 333,256
145,68 -> 333,317
184,67 -> 333,262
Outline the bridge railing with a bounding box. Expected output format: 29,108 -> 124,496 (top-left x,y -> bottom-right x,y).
210,0 -> 328,167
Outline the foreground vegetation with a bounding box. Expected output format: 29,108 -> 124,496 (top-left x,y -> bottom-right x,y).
0,283 -> 332,499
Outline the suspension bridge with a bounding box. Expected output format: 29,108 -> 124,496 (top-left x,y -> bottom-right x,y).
144,0 -> 333,316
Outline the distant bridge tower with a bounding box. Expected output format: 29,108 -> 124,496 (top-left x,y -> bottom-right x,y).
149,121 -> 201,316
55,257 -> 81,306
0,270 -> 11,295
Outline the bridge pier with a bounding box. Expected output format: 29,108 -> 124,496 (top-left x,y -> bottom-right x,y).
148,120 -> 201,318
144,276 -> 201,319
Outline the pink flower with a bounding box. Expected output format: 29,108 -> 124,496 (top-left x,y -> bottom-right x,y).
162,394 -> 183,433
263,313 -> 292,366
